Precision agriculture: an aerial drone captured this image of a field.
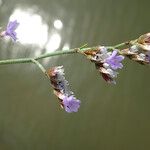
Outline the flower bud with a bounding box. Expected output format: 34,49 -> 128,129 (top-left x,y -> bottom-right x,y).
137,33 -> 150,51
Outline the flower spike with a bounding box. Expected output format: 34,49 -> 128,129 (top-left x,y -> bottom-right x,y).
78,46 -> 124,84
47,66 -> 81,113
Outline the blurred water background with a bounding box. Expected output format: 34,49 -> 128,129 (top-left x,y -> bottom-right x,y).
0,0 -> 150,149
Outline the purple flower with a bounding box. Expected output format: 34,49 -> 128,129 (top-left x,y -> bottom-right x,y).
62,95 -> 81,113
146,52 -> 150,63
4,20 -> 19,41
105,50 -> 124,70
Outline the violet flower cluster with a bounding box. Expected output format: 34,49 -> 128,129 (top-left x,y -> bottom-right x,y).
79,46 -> 124,84
48,66 -> 80,113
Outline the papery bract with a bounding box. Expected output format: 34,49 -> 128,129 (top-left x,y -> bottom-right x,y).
137,33 -> 150,51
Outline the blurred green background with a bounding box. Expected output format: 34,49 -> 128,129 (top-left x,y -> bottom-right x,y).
0,0 -> 150,150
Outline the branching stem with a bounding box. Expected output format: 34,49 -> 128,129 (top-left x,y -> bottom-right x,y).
0,41 -> 130,66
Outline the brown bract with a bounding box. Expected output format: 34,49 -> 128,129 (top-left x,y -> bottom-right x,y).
78,47 -> 117,84
132,55 -> 149,65
47,68 -> 59,90
47,67 -> 64,107
137,33 -> 150,51
121,48 -> 149,65
47,67 -> 56,77
78,48 -> 99,60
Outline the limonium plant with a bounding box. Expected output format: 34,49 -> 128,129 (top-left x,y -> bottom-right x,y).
0,20 -> 150,113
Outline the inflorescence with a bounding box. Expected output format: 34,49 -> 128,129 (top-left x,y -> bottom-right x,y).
48,66 -> 80,113
0,20 -> 150,113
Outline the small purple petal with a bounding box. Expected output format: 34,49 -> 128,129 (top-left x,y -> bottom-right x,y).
62,96 -> 81,113
5,20 -> 19,41
111,50 -> 118,58
105,50 -> 124,70
146,52 -> 150,63
7,20 -> 19,31
116,55 -> 124,61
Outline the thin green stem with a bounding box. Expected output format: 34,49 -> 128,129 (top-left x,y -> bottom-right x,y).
35,49 -> 76,60
31,58 -> 49,78
0,58 -> 32,65
0,47 -> 95,65
107,41 -> 130,50
31,59 -> 50,78
0,41 -> 132,66
113,41 -> 130,48
31,59 -> 46,74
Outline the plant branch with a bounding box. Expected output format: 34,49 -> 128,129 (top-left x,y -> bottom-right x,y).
0,41 -> 131,66
31,59 -> 50,79
31,59 -> 46,73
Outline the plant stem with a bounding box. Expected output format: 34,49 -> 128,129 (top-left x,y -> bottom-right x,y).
0,58 -> 32,65
31,59 -> 50,78
0,41 -> 130,66
107,41 -> 130,50
31,59 -> 46,74
0,47 -> 94,65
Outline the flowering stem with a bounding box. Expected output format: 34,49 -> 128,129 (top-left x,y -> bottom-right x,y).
31,59 -> 46,73
107,41 -> 130,50
0,41 -> 131,66
31,59 -> 50,79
